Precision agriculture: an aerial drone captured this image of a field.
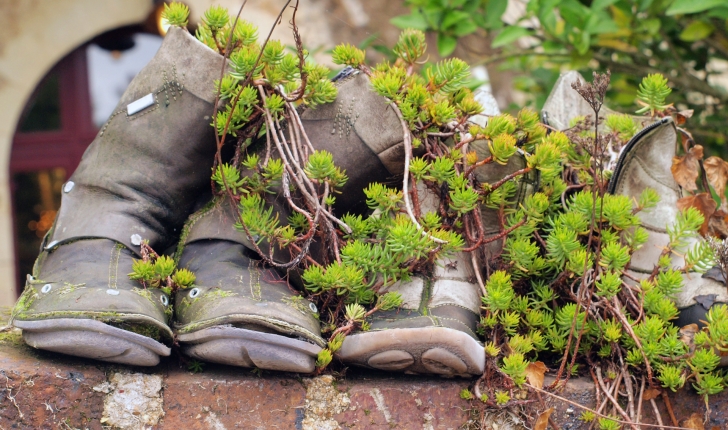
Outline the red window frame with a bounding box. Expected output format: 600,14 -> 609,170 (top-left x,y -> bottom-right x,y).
9,45 -> 98,294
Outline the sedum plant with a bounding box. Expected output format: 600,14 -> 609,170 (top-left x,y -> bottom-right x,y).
469,73 -> 728,421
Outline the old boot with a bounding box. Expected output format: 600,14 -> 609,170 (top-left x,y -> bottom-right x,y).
337,93 -> 538,376
173,70 -> 402,373
11,27 -> 223,366
608,118 -> 728,327
542,71 -> 728,329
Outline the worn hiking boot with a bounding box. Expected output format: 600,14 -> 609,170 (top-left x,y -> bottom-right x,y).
608,118 -> 728,327
336,182 -> 486,376
337,92 -> 538,376
173,70 -> 403,373
542,71 -> 728,329
10,27 -> 223,366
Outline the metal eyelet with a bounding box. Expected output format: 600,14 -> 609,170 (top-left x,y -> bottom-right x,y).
189,288 -> 200,298
41,284 -> 52,293
160,295 -> 169,306
309,302 -> 318,313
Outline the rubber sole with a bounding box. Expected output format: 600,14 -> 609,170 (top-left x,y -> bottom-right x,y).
337,327 -> 485,377
14,318 -> 171,366
177,326 -> 322,373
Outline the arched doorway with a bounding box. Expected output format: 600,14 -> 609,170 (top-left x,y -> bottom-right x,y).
9,28 -> 162,294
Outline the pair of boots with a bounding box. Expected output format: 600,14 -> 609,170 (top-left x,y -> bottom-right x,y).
11,27 -> 506,376
14,27 -> 723,376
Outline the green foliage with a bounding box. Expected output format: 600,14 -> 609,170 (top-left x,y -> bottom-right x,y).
161,2 -> 190,28
128,245 -> 194,295
636,74 -> 672,115
305,150 -> 347,187
459,388 -> 474,400
494,390 -> 510,405
598,416 -> 620,430
315,349 -> 333,368
579,411 -> 596,423
393,29 -> 427,64
172,268 -> 196,288
393,0 -> 728,154
331,44 -> 366,67
501,352 -> 528,386
605,113 -> 638,142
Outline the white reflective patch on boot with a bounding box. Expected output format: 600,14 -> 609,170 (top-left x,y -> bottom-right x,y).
127,93 -> 155,116
430,279 -> 481,314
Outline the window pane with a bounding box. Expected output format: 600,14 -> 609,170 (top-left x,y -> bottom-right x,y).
18,73 -> 61,132
13,168 -> 66,289
87,33 -> 162,127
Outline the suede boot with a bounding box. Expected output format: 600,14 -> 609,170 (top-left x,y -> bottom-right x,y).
337,92 -> 538,376
173,70 -> 401,373
542,71 -> 728,329
11,27 -> 224,366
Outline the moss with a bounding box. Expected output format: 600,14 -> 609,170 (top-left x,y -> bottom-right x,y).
14,310 -> 124,320
177,296 -> 194,314
107,322 -> 163,342
175,197 -> 219,263
0,330 -> 25,347
132,287 -> 156,305
204,289 -> 236,299
282,295 -> 311,315
56,283 -> 84,295
164,304 -> 174,321
11,288 -> 38,318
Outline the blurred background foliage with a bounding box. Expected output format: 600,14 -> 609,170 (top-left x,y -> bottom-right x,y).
389,0 -> 728,155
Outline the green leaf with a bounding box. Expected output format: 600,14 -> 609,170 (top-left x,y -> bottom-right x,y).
591,0 -> 618,9
442,10 -> 472,29
390,12 -> 429,30
642,18 -> 661,35
574,31 -> 591,54
679,20 -> 715,41
559,0 -> 589,28
492,26 -> 531,48
437,34 -> 457,57
587,16 -> 619,34
667,0 -> 726,15
706,6 -> 728,19
485,0 -> 509,29
454,19 -> 479,36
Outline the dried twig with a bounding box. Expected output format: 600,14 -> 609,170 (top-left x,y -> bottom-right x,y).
528,384 -> 692,430
390,103 -> 447,244
596,368 -> 639,430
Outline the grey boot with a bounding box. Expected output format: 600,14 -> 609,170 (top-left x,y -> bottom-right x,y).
542,71 -> 728,328
608,118 -> 728,326
542,71 -> 646,131
173,70 -> 403,373
336,182 -> 486,376
337,92 -> 537,376
11,27 -> 223,366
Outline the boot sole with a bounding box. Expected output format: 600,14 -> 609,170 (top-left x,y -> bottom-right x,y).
337,327 -> 484,377
14,318 -> 171,366
177,326 -> 322,373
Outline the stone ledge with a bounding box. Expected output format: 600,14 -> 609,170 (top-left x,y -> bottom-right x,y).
0,328 -> 726,429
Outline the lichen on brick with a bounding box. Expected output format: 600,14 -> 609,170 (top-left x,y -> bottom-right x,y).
301,375 -> 351,430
